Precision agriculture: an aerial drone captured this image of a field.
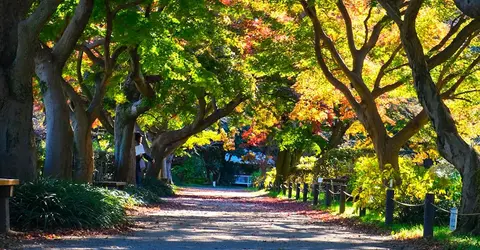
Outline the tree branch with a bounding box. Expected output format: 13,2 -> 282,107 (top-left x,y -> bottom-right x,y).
373,44 -> 402,90
427,19 -> 480,69
299,0 -> 361,112
391,109 -> 428,149
427,15 -> 467,55
129,46 -> 155,98
337,0 -> 357,55
52,0 -> 94,68
372,80 -> 405,98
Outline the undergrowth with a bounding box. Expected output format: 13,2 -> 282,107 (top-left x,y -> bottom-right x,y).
10,178 -> 173,231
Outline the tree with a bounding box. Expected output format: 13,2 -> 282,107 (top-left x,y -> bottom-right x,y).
0,0 -> 61,181
65,0 -> 143,182
35,0 -> 94,179
378,0 -> 480,235
296,0 -> 480,184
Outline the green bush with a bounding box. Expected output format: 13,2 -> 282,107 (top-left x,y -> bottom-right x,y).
142,177 -> 175,197
352,157 -> 434,212
172,155 -> 206,184
263,167 -> 276,187
124,185 -> 164,204
10,178 -> 130,230
351,157 -> 461,223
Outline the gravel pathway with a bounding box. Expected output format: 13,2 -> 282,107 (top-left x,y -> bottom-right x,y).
21,187 -> 406,250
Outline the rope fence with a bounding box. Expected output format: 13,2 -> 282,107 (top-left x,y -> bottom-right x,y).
267,180 -> 480,240
391,199 -> 424,207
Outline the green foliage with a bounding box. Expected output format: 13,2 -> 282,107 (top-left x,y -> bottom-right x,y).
10,178 -> 129,230
172,155 -> 207,184
318,148 -> 372,179
123,185 -> 164,204
352,157 -> 435,212
263,167 -> 276,187
351,157 -> 461,223
141,177 -> 175,197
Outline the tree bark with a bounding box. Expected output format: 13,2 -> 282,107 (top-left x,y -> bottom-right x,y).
35,51 -> 73,179
71,108 -> 94,182
32,0 -> 93,180
114,104 -> 136,184
0,0 -> 61,181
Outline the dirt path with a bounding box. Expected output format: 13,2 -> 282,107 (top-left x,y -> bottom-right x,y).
21,187 -> 408,250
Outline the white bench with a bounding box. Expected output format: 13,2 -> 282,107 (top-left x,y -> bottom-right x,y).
234,175 -> 252,187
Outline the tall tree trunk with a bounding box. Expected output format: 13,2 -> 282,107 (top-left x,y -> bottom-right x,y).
114,105 -> 136,183
0,0 -> 61,181
35,54 -> 73,179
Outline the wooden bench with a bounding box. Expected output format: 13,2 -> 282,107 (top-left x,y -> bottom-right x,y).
93,181 -> 127,190
0,178 -> 19,234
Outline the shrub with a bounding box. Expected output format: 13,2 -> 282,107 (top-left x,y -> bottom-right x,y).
263,167 -> 276,187
10,178 -> 129,230
351,156 -> 461,223
351,157 -> 434,213
124,185 -> 163,204
142,177 -> 175,197
172,155 -> 206,184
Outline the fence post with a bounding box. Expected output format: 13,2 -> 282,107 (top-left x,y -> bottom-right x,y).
325,183 -> 332,207
295,183 -> 300,200
303,183 -> 308,202
359,207 -> 366,217
340,185 -> 346,214
424,193 -> 435,238
385,189 -> 394,225
288,183 -> 292,199
313,183 -> 319,206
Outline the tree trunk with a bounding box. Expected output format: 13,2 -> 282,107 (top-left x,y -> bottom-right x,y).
71,111 -> 94,182
377,0 -> 480,234
114,105 -> 136,183
0,94 -> 37,181
0,0 -> 61,182
35,55 -> 73,179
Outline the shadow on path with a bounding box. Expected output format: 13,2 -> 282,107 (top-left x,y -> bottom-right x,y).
21,186 -> 412,250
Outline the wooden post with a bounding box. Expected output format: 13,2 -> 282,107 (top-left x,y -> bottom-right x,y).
325,183 -> 332,207
385,189 -> 394,225
359,207 -> 366,217
0,179 -> 19,234
295,183 -> 300,200
339,185 -> 346,213
288,182 -> 292,199
302,183 -> 308,202
424,193 -> 435,238
313,183 -> 319,206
